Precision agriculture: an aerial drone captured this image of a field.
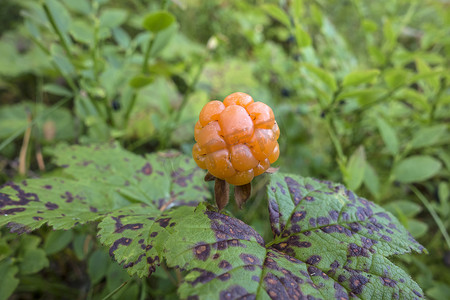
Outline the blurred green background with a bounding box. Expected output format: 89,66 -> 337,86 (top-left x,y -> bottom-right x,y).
0,0 -> 449,299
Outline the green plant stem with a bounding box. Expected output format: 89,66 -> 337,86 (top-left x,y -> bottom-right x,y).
139,279 -> 147,300
124,92 -> 137,126
410,185 -> 450,250
102,281 -> 129,300
142,38 -> 155,74
160,57 -> 206,149
429,77 -> 446,123
324,116 -> 346,165
42,3 -> 74,61
174,59 -> 206,124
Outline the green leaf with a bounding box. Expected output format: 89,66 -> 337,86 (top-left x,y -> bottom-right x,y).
0,260 -> 19,300
43,84 -> 73,97
112,27 -> 131,49
290,0 -> 304,21
161,174 -> 424,299
98,205 -> 197,277
45,0 -> 72,33
376,118 -> 399,155
88,249 -> 110,284
61,0 -> 91,14
266,173 -> 425,298
150,24 -> 177,57
384,200 -> 423,218
261,4 -> 290,27
19,248 -> 49,275
50,45 -> 76,76
44,229 -> 74,255
70,20 -> 95,45
342,69 -> 380,87
344,146 -> 366,190
0,142 -> 209,233
407,220 -> 429,239
410,125 -> 448,149
294,25 -> 311,48
303,63 -> 337,92
129,75 -> 154,89
384,68 -> 410,89
364,163 -> 380,199
142,11 -> 175,33
394,155 -> 442,183
99,8 -> 128,28
73,234 -> 92,260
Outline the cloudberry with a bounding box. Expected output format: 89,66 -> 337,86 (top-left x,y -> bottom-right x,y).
193,92 -> 280,186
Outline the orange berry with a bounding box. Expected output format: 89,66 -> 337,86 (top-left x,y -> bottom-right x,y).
253,158 -> 270,176
192,143 -> 207,169
192,93 -> 280,185
219,105 -> 254,145
205,149 -> 236,179
230,144 -> 259,172
268,142 -> 280,164
199,100 -> 225,126
225,169 -> 254,186
195,121 -> 226,153
223,92 -> 254,107
246,102 -> 274,129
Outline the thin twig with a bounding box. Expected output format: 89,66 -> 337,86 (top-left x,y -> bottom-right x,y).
19,112 -> 32,176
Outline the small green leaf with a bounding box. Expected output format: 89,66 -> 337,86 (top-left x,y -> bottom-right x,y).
384,68 -> 410,89
0,260 -> 19,300
50,45 -> 76,76
19,248 -> 49,275
364,163 -> 380,199
44,230 -> 74,255
294,25 -> 311,47
410,125 -> 448,149
112,27 -> 131,49
376,118 -> 399,155
150,24 -> 177,57
129,75 -> 154,89
45,0 -> 72,33
43,84 -> 73,97
303,63 -> 337,92
70,20 -> 94,44
407,220 -> 428,238
342,69 -> 380,87
99,8 -> 128,28
394,155 -> 442,183
88,249 -> 110,284
384,200 -> 423,218
142,11 -> 175,33
426,283 -> 450,300
261,4 -> 290,27
73,234 -> 93,260
290,0 -> 304,21
61,0 -> 91,15
344,146 -> 366,190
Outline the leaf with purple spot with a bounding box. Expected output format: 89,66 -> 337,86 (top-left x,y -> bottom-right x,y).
266,173 -> 425,299
98,204 -> 196,277
0,143 -> 209,233
165,206 -> 345,300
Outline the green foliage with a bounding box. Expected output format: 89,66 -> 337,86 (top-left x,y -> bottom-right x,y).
0,144 -> 426,299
